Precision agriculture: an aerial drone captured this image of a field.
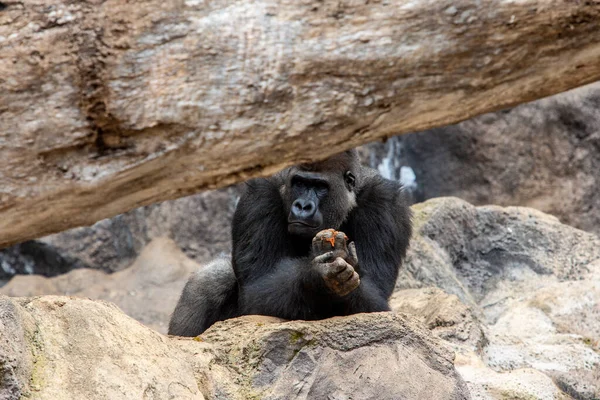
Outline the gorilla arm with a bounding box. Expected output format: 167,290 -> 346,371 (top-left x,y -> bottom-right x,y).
238,250 -> 392,320
342,174 -> 413,306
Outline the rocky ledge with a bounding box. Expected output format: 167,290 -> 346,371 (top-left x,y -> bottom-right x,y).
1,296 -> 469,400
2,197 -> 599,399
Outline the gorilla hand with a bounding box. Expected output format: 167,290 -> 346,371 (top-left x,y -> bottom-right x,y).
311,229 -> 360,296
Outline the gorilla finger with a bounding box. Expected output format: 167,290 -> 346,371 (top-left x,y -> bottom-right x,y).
339,276 -> 360,296
347,242 -> 359,267
333,231 -> 348,251
336,265 -> 355,282
325,258 -> 348,276
332,249 -> 348,260
313,251 -> 336,264
346,274 -> 361,291
312,235 -> 326,254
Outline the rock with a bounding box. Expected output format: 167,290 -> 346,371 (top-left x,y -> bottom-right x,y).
199,313 -> 470,400
400,197 -> 600,400
0,295 -> 205,400
390,287 -> 485,351
0,238 -> 200,333
0,241 -> 89,284
0,296 -> 469,400
400,197 -> 600,304
40,186 -> 240,273
3,196 -> 600,399
455,352 -> 568,400
550,369 -> 600,400
0,186 -> 238,282
363,82 -> 600,237
3,0 -> 599,249
0,296 -> 34,400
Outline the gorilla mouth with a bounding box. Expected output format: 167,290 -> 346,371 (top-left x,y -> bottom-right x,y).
288,222 -> 320,237
288,221 -> 319,228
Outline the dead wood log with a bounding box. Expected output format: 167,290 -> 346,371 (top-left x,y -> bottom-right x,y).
1,0 -> 599,246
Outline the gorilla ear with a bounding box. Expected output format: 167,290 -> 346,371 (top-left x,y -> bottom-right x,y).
344,171 -> 356,189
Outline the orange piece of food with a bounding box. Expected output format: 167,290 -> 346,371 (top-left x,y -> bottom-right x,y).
321,228 -> 347,247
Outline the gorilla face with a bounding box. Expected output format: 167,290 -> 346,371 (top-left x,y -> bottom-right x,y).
286,171 -> 327,236
283,152 -> 358,238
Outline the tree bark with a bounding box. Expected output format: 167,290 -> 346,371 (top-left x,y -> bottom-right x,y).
1,0 -> 599,247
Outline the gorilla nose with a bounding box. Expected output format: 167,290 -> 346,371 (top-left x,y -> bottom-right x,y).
291,198 -> 316,219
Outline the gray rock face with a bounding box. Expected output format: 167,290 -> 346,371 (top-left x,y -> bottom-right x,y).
0,241 -> 89,283
0,296 -> 469,400
396,198 -> 600,400
401,197 -> 600,303
40,186 -> 241,272
363,81 -> 600,237
0,238 -> 200,334
200,314 -> 470,400
0,186 -> 240,282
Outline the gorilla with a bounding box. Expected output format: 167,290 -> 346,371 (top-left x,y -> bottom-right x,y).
168,150 -> 412,337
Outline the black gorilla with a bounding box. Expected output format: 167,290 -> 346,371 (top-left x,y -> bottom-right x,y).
168,150 -> 412,336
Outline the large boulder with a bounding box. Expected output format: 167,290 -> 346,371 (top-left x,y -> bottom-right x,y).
0,186 -> 239,282
396,197 -> 600,400
364,82 -> 600,236
0,296 -> 469,400
0,237 -> 199,333
0,296 -> 204,400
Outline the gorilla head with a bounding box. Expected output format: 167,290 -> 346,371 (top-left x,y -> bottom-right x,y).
282,150 -> 361,238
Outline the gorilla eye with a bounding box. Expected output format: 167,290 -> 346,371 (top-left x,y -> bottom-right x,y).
344,171 -> 356,188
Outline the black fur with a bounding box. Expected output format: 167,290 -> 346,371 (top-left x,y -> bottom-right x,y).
168,150 -> 412,336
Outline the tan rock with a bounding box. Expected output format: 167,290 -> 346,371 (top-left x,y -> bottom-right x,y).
455,352 -> 569,400
0,296 -> 470,400
1,238 -> 198,333
1,0 -> 600,248
0,295 -> 205,400
390,287 -> 484,350
399,198 -> 600,400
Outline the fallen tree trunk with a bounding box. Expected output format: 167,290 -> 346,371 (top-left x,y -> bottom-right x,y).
1,0 -> 599,247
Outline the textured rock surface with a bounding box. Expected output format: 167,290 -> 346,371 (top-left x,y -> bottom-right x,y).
0,186 -> 239,278
3,197 -> 600,399
399,198 -> 600,400
41,186 -> 239,271
0,296 -> 205,400
390,287 -> 485,351
397,197 -> 600,303
364,81 -> 600,236
0,241 -> 89,284
199,314 -> 469,400
1,238 -> 199,333
0,296 -> 469,400
1,0 -> 600,247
